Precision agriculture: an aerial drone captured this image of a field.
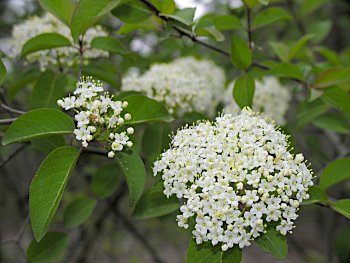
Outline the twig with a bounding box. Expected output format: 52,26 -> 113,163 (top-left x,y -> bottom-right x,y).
78,37 -> 84,78
0,144 -> 28,170
246,6 -> 253,49
0,104 -> 25,115
112,209 -> 165,263
286,0 -> 306,34
0,118 -> 17,125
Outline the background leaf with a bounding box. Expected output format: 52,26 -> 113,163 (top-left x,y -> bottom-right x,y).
335,229 -> 350,263
63,196 -> 97,228
0,58 -> 6,85
90,36 -> 127,55
30,146 -> 80,241
27,232 -> 68,263
319,158 -> 350,190
111,1 -> 151,23
252,7 -> 291,29
91,163 -> 121,199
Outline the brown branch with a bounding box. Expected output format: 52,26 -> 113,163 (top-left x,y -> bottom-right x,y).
246,7 -> 253,50
0,144 -> 28,170
0,103 -> 25,115
0,118 -> 17,125
112,209 -> 165,263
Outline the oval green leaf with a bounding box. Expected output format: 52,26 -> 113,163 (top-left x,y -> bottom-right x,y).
90,36 -> 127,55
3,109 -> 75,145
124,95 -> 174,124
319,158 -> 350,190
230,36 -> 251,70
30,146 -> 80,241
70,0 -> 123,42
27,232 -> 68,263
331,199 -> 350,220
111,1 -> 151,23
115,150 -> 146,206
213,15 -> 242,30
252,7 -> 291,29
21,33 -> 72,57
302,185 -> 328,205
63,196 -> 97,228
38,0 -> 75,25
233,74 -> 255,109
270,63 -> 305,81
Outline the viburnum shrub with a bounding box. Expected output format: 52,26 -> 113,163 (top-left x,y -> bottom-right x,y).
0,0 -> 350,262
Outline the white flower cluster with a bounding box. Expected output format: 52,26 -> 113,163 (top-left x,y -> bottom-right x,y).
121,57 -> 226,117
6,13 -> 108,70
223,77 -> 291,125
153,109 -> 313,251
58,77 -> 134,158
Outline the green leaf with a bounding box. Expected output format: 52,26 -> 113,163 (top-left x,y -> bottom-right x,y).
82,64 -> 120,88
38,0 -> 75,25
187,239 -> 242,263
307,20 -> 332,43
213,15 -> 242,30
8,68 -> 41,100
315,47 -> 341,66
90,36 -> 127,55
123,95 -> 174,124
331,199 -> 350,220
30,146 -> 80,241
150,0 -> 176,14
312,112 -> 350,134
270,63 -> 305,81
200,26 -> 225,42
0,58 -> 6,85
27,232 -> 68,263
142,122 -> 171,169
297,99 -> 329,128
319,158 -> 350,190
115,150 -> 146,206
132,181 -> 180,219
21,33 -> 72,57
315,68 -> 350,89
111,1 -> 151,23
300,0 -> 329,16
31,71 -> 67,109
288,34 -> 315,61
91,163 -> 121,199
302,186 -> 328,205
70,0 -> 123,42
2,109 -> 75,145
322,86 -> 350,115
335,229 -> 350,263
258,0 -> 269,5
31,136 -> 66,154
269,42 -> 289,62
252,7 -> 291,29
161,8 -> 196,26
255,227 -> 288,260
63,196 -> 97,228
230,36 -> 251,70
233,74 -> 255,109
243,0 -> 259,8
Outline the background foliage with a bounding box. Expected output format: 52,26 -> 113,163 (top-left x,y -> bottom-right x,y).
1,0 -> 350,262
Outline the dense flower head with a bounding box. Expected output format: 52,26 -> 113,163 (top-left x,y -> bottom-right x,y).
223,77 -> 291,125
58,77 -> 133,158
153,109 -> 313,251
6,13 -> 108,70
121,57 -> 226,117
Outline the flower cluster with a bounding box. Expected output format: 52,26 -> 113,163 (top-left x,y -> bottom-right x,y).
58,77 -> 134,158
121,57 -> 226,117
223,77 -> 291,125
6,13 -> 108,70
153,109 -> 313,251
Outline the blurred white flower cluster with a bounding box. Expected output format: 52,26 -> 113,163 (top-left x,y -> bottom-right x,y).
121,57 -> 226,117
58,77 -> 134,158
223,77 -> 291,125
6,13 -> 108,71
153,109 -> 313,251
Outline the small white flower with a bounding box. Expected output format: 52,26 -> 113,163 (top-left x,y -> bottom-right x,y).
127,127 -> 134,134
107,151 -> 115,158
74,128 -> 90,141
124,113 -> 131,120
